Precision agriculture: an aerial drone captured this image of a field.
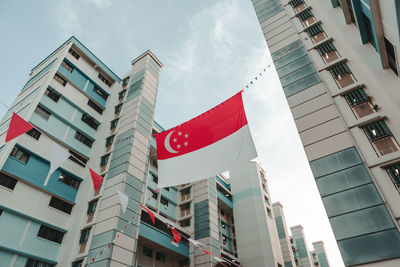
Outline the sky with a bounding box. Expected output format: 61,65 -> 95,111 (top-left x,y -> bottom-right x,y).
0,0 -> 344,266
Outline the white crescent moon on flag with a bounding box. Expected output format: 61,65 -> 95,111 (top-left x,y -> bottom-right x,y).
164,131 -> 178,153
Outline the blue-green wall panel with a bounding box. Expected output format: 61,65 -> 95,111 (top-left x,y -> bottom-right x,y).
217,190 -> 233,208
317,252 -> 330,267
194,200 -> 210,239
275,216 -> 286,239
284,261 -> 293,267
0,250 -> 14,266
295,237 -> 308,258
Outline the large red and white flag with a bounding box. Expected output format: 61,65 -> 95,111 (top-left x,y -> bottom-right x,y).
156,92 -> 257,188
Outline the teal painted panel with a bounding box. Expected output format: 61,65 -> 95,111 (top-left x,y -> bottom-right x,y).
0,211 -> 59,264
310,147 -> 363,178
330,205 -> 395,240
0,249 -> 14,266
111,145 -> 133,162
88,245 -> 112,265
117,218 -> 138,238
139,223 -> 189,257
255,0 -> 284,23
284,261 -> 293,267
107,162 -> 128,178
145,189 -> 158,210
276,56 -> 312,77
216,176 -> 231,190
233,187 -> 262,202
195,200 -> 210,239
317,252 -> 330,267
274,47 -> 307,70
109,152 -> 130,169
126,173 -> 144,192
22,59 -> 56,91
338,229 -> 400,266
280,64 -> 317,87
316,164 -> 373,197
396,0 -> 400,43
322,183 -> 383,217
217,190 -> 233,208
2,146 -> 78,202
272,40 -> 303,61
124,183 -> 143,204
295,237 -> 308,258
90,230 -> 114,249
275,216 -> 286,239
159,202 -> 177,220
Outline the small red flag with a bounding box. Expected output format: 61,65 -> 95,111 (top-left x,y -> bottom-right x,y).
140,204 -> 155,224
171,228 -> 181,243
202,249 -> 213,255
89,168 -> 103,193
5,113 -> 34,143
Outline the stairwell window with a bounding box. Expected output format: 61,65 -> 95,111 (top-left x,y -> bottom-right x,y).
385,164 -> 400,190
119,90 -> 126,100
10,147 -> 30,163
87,99 -> 104,115
110,119 -> 119,130
45,88 -> 60,102
328,62 -> 356,88
37,225 -> 64,244
54,73 -> 67,86
26,258 -> 55,267
106,135 -> 115,147
297,9 -> 315,27
290,0 -> 306,13
79,227 -> 91,244
34,106 -> 51,120
306,24 -> 326,44
115,104 -> 123,114
69,48 -> 80,60
74,131 -> 93,148
98,73 -> 112,87
316,42 -> 340,63
87,199 -> 98,223
180,203 -> 191,216
122,77 -> 130,87
362,120 -> 399,156
344,88 -> 375,118
100,154 -> 110,167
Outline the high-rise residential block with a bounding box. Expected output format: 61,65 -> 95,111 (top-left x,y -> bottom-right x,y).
250,0 -> 400,266
310,241 -> 331,267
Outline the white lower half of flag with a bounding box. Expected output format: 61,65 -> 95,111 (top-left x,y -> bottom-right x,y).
158,125 -> 257,188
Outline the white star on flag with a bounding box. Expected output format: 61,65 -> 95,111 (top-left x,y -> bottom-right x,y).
178,132 -> 182,136
177,144 -> 181,149
184,134 -> 188,138
184,142 -> 188,146
173,138 -> 177,142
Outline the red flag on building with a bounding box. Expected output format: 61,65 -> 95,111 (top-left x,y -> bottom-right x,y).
155,92 -> 257,188
171,228 -> 181,244
5,113 -> 34,143
140,204 -> 155,224
89,168 -> 103,193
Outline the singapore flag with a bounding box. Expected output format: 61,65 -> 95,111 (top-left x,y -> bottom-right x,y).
155,91 -> 257,188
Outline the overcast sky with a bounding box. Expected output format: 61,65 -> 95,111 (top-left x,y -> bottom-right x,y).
0,1 -> 344,266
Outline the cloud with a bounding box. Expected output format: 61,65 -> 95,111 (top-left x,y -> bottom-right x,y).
87,0 -> 111,8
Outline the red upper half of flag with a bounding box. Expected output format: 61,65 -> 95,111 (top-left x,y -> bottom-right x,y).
156,92 -> 248,160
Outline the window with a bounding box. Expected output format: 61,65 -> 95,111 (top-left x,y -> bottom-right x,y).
222,235 -> 227,245
34,106 -> 51,120
100,154 -> 110,167
305,24 -> 325,43
0,172 -> 18,190
10,147 -> 30,163
119,90 -> 126,100
329,62 -> 355,88
79,228 -> 91,243
0,209 -> 2,216
264,195 -> 270,205
164,187 -> 170,191
385,164 -> 400,189
114,104 -> 123,114
384,37 -> 398,75
143,246 -> 153,258
181,187 -> 191,201
362,120 -> 398,156
93,86 -> 108,100
26,128 -> 41,140
98,73 -> 112,87
68,150 -> 87,167
221,222 -> 226,229
160,197 -> 169,208
150,189 -> 158,200
290,0 -> 306,12
346,0 -> 356,24
81,114 -> 100,130
87,99 -> 103,114
74,131 -> 93,148
152,173 -> 158,184
49,196 -> 73,214
181,203 -> 190,216
61,60 -> 74,73
344,88 -> 374,118
37,225 -> 64,244
267,207 -> 272,218
297,9 -> 315,27
363,14 -> 376,48
106,135 -> 115,147
45,88 -> 60,102
58,171 -> 80,189
25,258 -> 54,267
54,74 -> 67,86
180,219 -> 191,227
220,209 -> 225,216
87,200 -> 98,214
69,48 -> 80,60
156,252 -> 166,262
110,119 -> 119,130
72,260 -> 83,267
122,77 -> 130,87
